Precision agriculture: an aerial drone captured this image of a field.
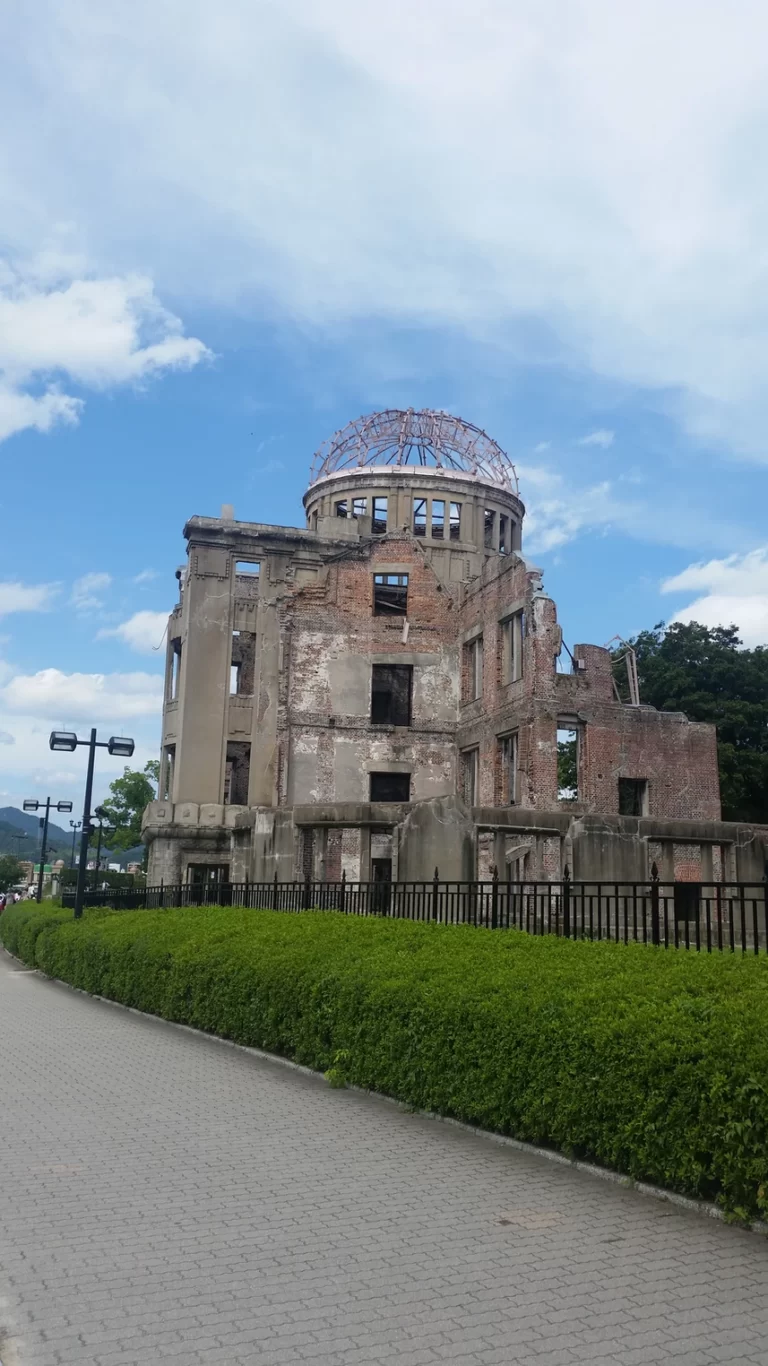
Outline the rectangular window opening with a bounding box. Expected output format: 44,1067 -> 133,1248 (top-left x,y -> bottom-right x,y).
352,497 -> 366,519
335,500 -> 348,518
413,497 -> 427,537
557,726 -> 579,801
372,497 -> 388,534
501,610 -> 525,684
187,863 -> 229,886
484,509 -> 496,549
169,639 -> 182,701
498,733 -> 517,805
499,514 -> 508,555
235,560 -> 260,576
230,629 -> 256,695
618,777 -> 649,817
463,635 -> 483,702
161,744 -> 175,802
371,663 -> 413,726
431,499 -> 445,539
461,748 -> 479,807
224,741 -> 251,806
369,771 -> 411,803
449,502 -> 461,541
373,573 -> 408,616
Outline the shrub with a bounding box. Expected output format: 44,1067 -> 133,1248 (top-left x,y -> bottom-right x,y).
4,904 -> 768,1219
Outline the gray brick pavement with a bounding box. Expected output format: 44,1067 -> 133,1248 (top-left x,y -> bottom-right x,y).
1,948 -> 767,1366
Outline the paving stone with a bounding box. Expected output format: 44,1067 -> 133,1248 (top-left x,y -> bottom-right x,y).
2,949 -> 768,1366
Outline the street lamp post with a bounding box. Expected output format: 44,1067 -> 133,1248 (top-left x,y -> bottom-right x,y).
22,796 -> 74,902
69,819 -> 82,869
49,730 -> 135,920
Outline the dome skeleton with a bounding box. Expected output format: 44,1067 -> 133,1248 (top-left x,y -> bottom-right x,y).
310,408 -> 519,494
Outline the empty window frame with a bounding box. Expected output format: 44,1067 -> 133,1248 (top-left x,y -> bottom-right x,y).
499,514 -> 509,554
224,741 -> 251,805
413,497 -> 428,536
618,777 -> 649,816
431,499 -> 445,539
372,497 -> 388,534
557,725 -> 579,801
484,509 -> 496,549
230,663 -> 241,695
371,663 -> 413,726
335,500 -> 348,518
352,497 -> 366,519
463,635 -> 483,702
461,748 -> 479,807
168,639 -> 182,701
373,573 -> 408,616
449,502 -> 461,540
501,610 -> 525,684
160,744 -> 175,802
497,732 -> 518,805
235,560 -> 260,576
230,629 -> 256,695
369,771 -> 411,802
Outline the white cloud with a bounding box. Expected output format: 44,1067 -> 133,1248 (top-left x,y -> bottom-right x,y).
578,429 -> 615,449
0,668 -> 163,721
0,581 -> 58,617
0,256 -> 211,444
99,610 -> 169,653
661,548 -> 768,647
71,571 -> 111,612
7,3 -> 768,452
518,463 -> 634,553
133,569 -> 158,584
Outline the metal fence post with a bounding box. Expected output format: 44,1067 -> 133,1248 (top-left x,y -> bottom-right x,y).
159,877 -> 164,910
340,868 -> 346,915
432,866 -> 439,922
303,871 -> 312,911
272,870 -> 279,910
562,864 -> 571,938
491,864 -> 499,930
244,875 -> 249,910
650,862 -> 660,946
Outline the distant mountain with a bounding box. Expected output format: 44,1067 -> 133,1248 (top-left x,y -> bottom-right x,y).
0,808 -> 144,868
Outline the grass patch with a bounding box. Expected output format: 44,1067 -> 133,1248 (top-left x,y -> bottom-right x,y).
3,901 -> 768,1219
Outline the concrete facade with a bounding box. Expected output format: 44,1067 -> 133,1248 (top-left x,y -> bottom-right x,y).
143,410 -> 767,886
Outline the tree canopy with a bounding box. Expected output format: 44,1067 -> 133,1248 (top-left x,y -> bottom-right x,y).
0,854 -> 24,889
614,621 -> 768,824
98,760 -> 159,851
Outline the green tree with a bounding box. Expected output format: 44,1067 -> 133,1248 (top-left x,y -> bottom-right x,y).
614,622 -> 768,823
557,737 -> 578,798
0,854 -> 23,889
99,760 -> 159,852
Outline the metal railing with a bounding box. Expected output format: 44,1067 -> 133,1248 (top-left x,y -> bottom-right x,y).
60,865 -> 768,954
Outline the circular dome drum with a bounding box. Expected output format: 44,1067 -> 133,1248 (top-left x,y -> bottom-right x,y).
309,408 -> 518,493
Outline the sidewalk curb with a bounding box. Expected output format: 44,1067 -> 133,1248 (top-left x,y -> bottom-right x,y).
4,946 -> 768,1239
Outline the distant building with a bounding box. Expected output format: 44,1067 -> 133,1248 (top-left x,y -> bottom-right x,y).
143,409 -> 767,886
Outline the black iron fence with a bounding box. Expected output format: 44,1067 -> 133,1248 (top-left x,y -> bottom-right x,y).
60,866 -> 768,954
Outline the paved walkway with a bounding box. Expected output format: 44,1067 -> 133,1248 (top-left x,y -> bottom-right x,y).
1,952 -> 768,1366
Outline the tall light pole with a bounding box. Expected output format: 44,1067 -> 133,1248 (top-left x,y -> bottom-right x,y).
69,819 -> 82,868
22,797 -> 74,902
49,731 -> 134,920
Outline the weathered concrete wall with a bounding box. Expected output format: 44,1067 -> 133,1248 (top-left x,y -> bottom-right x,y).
396,796 -> 475,882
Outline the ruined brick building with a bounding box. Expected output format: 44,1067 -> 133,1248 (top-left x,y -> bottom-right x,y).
143,410 -> 767,887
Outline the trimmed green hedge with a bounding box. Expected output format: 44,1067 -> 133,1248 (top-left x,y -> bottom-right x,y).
3,901 -> 768,1219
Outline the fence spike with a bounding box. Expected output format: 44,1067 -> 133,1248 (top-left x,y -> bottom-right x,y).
651,861 -> 659,881
563,864 -> 570,882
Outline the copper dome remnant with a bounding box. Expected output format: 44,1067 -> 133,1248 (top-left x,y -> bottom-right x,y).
309,408 -> 518,492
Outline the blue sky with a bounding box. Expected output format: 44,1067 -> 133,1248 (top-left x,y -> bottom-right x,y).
2,0 -> 768,811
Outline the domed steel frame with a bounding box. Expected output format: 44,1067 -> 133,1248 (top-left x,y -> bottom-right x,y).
309,409 -> 518,493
